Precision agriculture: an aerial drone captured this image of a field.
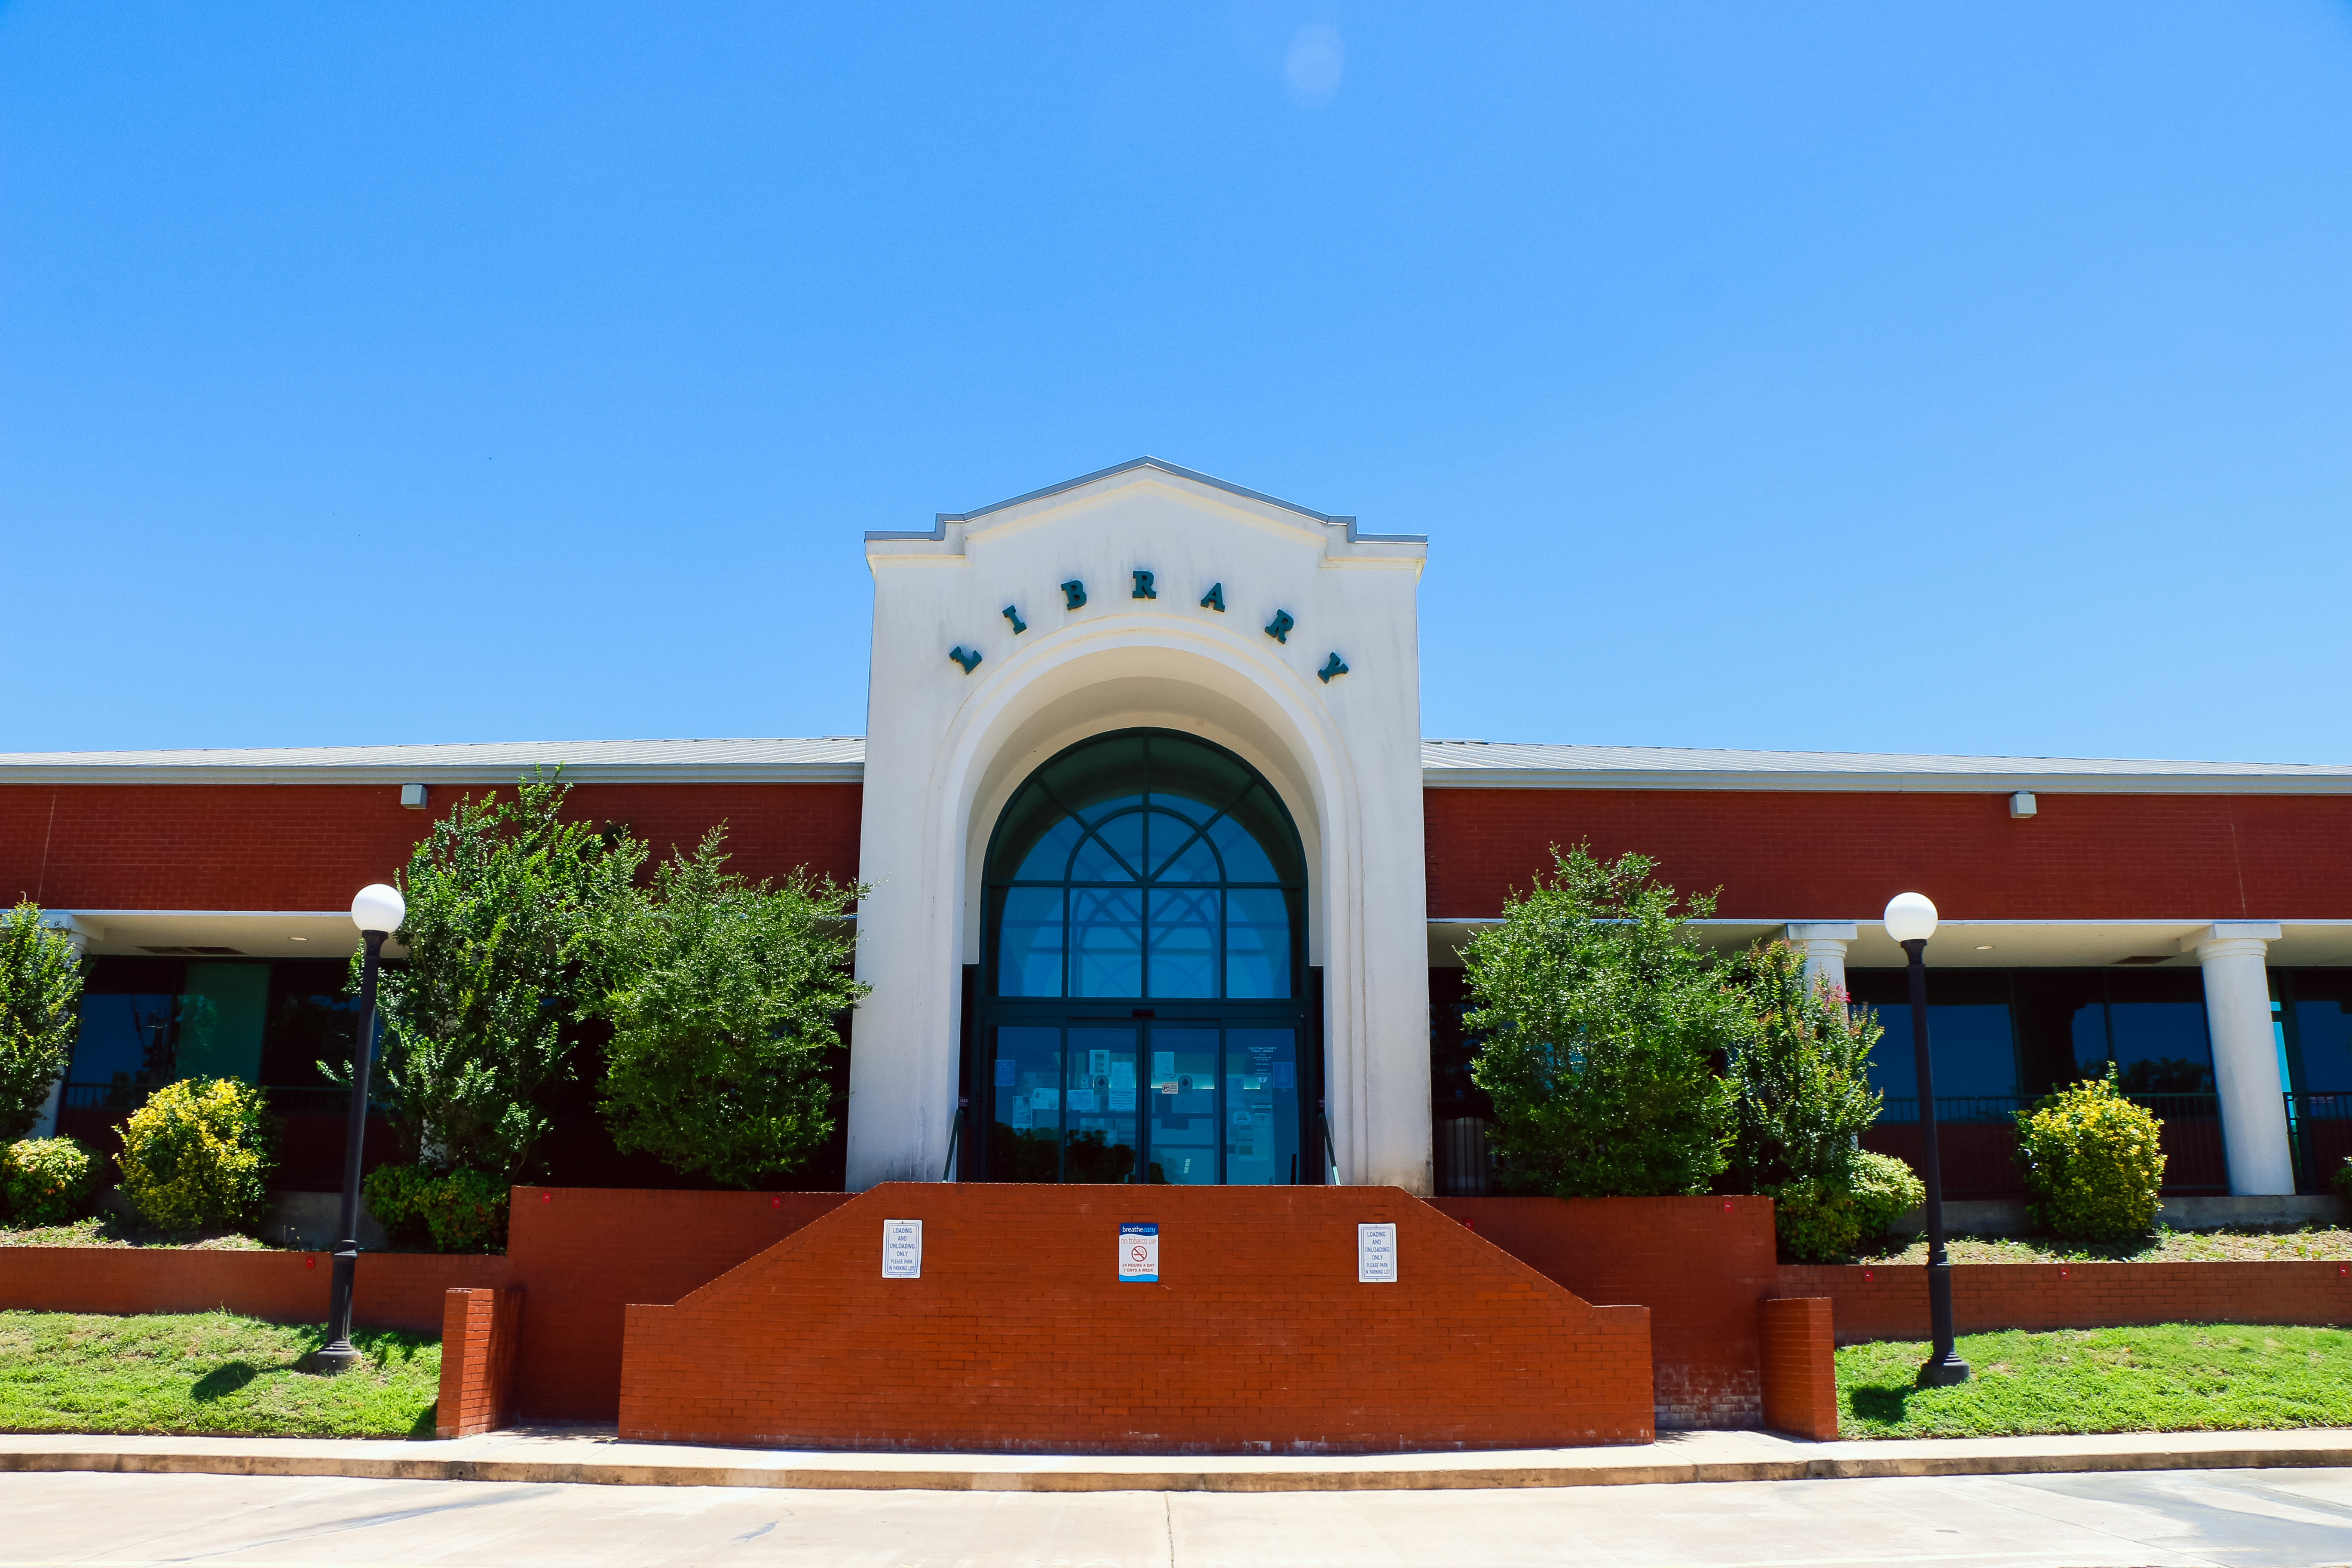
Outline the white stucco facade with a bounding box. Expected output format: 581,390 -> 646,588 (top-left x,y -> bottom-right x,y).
842,460 -> 1431,1192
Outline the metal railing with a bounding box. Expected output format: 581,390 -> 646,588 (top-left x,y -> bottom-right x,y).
1866,1092 -> 2228,1197
57,1082 -> 379,1118
1434,1115 -> 1495,1196
2285,1091 -> 2352,1196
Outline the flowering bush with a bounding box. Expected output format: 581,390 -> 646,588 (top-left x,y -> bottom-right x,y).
2014,1067 -> 2165,1240
114,1078 -> 277,1234
0,1136 -> 99,1225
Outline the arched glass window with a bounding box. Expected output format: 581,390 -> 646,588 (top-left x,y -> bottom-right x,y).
984,730 -> 1306,1001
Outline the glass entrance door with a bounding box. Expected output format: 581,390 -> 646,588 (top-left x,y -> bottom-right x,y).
983,1019 -> 1303,1184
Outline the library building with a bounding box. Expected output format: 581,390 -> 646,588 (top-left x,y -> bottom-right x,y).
7,458 -> 2351,1204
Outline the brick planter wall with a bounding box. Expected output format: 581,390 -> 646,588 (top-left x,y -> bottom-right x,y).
0,1248 -> 509,1334
436,1287 -> 525,1438
1758,1297 -> 1838,1440
619,1184 -> 1654,1455
1779,1260 -> 2352,1343
1428,1195 -> 1779,1429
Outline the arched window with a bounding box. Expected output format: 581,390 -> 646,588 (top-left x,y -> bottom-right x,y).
984,730 -> 1305,1001
974,730 -> 1315,1185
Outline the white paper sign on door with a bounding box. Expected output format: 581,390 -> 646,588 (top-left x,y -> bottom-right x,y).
882,1219 -> 922,1279
1119,1222 -> 1159,1283
1357,1222 -> 1397,1283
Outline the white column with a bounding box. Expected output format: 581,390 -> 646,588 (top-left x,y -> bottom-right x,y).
28,914 -> 95,1140
1784,922 -> 1857,998
2182,922 -> 2294,1197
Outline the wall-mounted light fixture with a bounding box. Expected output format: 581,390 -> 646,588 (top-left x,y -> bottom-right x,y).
2009,791 -> 2037,819
399,784 -> 428,810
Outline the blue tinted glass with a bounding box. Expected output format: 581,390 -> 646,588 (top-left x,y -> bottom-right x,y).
1206,812 -> 1279,882
990,1025 -> 1062,1181
1864,1003 -> 2018,1105
1066,1026 -> 1139,1182
2294,995 -> 2352,1091
1013,816 -> 1084,881
1069,827 -> 1139,882
1146,1025 -> 1219,1185
70,992 -> 179,1088
1071,887 -> 1143,997
1147,887 -> 1217,998
1149,811 -> 1217,882
1225,1027 -> 1298,1186
2071,1002 -> 2109,1080
1224,889 -> 1291,999
2108,1002 -> 2214,1093
1148,790 -> 1213,825
997,888 -> 1064,997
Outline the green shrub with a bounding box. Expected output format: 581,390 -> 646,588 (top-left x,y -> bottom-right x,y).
0,903 -> 83,1141
114,1078 -> 277,1234
1725,940 -> 1883,1192
1,1136 -> 100,1225
1768,1175 -> 1859,1262
1464,845 -> 1741,1197
360,1163 -> 436,1247
599,827 -> 867,1188
2334,1157 -> 2352,1208
416,1168 -> 508,1253
1848,1149 -> 1926,1236
2014,1067 -> 2165,1240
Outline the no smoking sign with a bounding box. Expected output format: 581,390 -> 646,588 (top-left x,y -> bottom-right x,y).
1118,1222 -> 1159,1283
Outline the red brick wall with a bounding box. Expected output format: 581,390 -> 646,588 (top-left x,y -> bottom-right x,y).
1424,788 -> 2352,919
1758,1297 -> 1838,1440
0,1247 -> 509,1333
1780,1260 -> 2352,1343
435,1287 -> 524,1438
1427,1195 -> 1779,1430
505,1186 -> 851,1421
0,781 -> 863,911
619,1183 -> 1655,1455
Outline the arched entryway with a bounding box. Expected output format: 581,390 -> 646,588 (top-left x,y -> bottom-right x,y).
968,728 -> 1319,1184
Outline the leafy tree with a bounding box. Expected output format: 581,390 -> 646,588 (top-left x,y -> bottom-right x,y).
1463,845 -> 1741,1197
598,827 -> 868,1187
342,771 -> 644,1178
0,903 -> 82,1141
1724,939 -> 1883,1192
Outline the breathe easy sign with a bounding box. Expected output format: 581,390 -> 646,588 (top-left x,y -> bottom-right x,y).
1118,1222 -> 1159,1283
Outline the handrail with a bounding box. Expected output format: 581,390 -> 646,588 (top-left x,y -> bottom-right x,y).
942,1097 -> 968,1182
1318,1101 -> 1340,1186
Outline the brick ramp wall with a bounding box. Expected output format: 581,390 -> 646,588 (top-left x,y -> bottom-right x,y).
505,1187 -> 851,1421
1781,1261 -> 2352,1343
619,1184 -> 1654,1455
0,1249 -> 510,1334
1428,1195 -> 1779,1430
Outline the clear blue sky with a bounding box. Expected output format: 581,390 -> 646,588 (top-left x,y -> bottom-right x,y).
5,3 -> 2347,763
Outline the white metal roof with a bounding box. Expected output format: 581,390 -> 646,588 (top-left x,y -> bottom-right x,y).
1,735 -> 2346,793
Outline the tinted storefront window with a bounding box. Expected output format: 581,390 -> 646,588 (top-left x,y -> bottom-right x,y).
1847,970 -> 2020,1102
70,956 -> 365,1098
2282,970 -> 2352,1093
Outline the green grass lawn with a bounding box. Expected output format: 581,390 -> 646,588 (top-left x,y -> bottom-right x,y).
1858,1224 -> 2352,1265
1838,1324 -> 2352,1439
0,1310 -> 439,1438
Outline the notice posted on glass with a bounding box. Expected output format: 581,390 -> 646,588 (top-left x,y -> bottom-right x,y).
1119,1222 -> 1159,1283
882,1218 -> 922,1279
1357,1222 -> 1397,1283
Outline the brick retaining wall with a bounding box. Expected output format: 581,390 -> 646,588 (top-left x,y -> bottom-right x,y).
619,1184 -> 1655,1454
1779,1259 -> 2352,1343
0,1247 -> 508,1334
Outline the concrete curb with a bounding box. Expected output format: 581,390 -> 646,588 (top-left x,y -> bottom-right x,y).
3,1436 -> 2349,1492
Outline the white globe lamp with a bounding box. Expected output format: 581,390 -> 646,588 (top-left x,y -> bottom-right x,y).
1883,891 -> 1938,946
350,884 -> 406,936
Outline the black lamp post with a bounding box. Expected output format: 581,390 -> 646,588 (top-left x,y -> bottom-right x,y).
309,882 -> 404,1376
1885,890 -> 1969,1388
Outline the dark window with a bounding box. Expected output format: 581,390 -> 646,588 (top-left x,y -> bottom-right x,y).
259,959 -> 368,1087
2281,970 -> 2352,1093
1847,969 -> 2021,1104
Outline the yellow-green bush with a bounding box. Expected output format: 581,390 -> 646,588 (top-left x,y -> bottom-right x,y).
417,1167 -> 508,1253
115,1078 -> 277,1234
2014,1068 -> 2165,1240
1,1136 -> 100,1225
1767,1152 -> 1927,1262
1848,1149 -> 1926,1236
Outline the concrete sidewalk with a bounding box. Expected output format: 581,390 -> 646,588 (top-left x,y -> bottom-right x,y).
1,1425 -> 2347,1492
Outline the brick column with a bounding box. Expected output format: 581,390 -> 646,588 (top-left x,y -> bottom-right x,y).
1758,1296 -> 1839,1440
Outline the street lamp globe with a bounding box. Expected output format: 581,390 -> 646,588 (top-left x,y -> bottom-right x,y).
350,884 -> 405,937
1883,891 -> 1938,946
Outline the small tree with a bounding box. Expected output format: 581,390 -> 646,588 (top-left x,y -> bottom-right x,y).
1725,940 -> 1883,1192
1464,845 -> 1741,1197
343,771 -> 644,1178
0,903 -> 82,1141
598,827 -> 868,1187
